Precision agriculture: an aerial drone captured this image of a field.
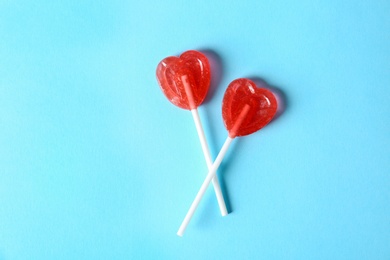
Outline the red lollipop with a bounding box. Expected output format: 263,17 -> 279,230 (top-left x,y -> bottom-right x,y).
156,50 -> 228,217
178,78 -> 278,236
156,50 -> 210,110
223,78 -> 278,137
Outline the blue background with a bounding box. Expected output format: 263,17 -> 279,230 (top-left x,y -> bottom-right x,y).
1,0 -> 389,259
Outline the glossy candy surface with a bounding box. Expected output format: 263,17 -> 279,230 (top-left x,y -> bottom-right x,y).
222,78 -> 278,138
156,50 -> 210,110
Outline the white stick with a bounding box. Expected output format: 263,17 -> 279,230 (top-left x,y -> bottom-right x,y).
177,104 -> 251,236
191,109 -> 228,216
177,136 -> 233,237
181,74 -> 228,216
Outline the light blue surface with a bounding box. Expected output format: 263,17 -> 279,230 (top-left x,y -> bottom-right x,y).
1,0 -> 389,259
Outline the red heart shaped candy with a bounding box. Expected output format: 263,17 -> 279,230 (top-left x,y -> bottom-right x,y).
156,50 -> 211,110
222,78 -> 278,138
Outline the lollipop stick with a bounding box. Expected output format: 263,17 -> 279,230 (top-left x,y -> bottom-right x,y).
182,75 -> 228,216
177,136 -> 233,237
191,109 -> 228,216
177,104 -> 251,236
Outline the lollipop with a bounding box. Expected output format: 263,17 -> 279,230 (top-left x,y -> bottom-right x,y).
156,50 -> 228,216
177,78 -> 278,236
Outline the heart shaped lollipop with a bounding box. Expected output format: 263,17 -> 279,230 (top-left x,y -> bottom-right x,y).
156,50 -> 210,110
223,78 -> 277,137
178,78 -> 278,236
156,50 -> 228,218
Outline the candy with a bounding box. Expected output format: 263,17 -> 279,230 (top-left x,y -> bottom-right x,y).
177,78 -> 278,236
156,50 -> 228,217
223,78 -> 278,137
156,50 -> 210,110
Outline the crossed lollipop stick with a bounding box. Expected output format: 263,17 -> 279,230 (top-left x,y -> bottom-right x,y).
156,51 -> 278,236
